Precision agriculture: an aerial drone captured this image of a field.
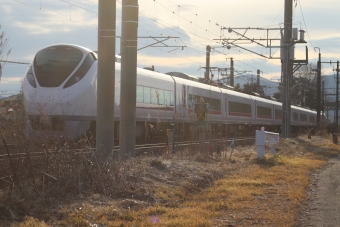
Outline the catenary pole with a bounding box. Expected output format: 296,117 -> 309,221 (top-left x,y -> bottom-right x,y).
282,0 -> 293,138
322,80 -> 324,121
257,69 -> 260,93
205,45 -> 211,81
119,0 -> 139,161
316,49 -> 321,128
97,0 -> 116,159
230,58 -> 234,86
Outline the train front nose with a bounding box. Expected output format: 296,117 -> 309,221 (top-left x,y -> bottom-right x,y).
25,87 -> 95,139
23,45 -> 97,140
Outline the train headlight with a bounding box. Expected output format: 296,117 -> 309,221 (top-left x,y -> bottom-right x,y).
27,73 -> 37,88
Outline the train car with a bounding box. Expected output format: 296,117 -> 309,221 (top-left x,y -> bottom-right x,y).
22,44 -> 317,142
23,44 -> 99,140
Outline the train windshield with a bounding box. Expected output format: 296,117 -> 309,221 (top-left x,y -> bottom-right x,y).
33,46 -> 83,87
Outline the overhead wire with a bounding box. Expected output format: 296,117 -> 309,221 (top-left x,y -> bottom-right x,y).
11,0 -> 98,28
9,0 -> 279,81
297,0 -> 315,52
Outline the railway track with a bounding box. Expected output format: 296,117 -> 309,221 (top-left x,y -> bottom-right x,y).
0,137 -> 255,161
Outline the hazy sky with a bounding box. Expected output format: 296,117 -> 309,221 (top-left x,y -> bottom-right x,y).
1,0 -> 340,96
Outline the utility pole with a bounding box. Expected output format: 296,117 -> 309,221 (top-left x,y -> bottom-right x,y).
119,0 -> 139,161
282,0 -> 293,138
257,69 -> 260,93
315,47 -> 321,128
336,61 -> 339,132
205,45 -> 211,81
322,80 -> 324,121
97,0 -> 116,159
230,58 -> 234,86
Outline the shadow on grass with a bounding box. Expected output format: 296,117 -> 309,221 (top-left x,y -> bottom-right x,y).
255,155 -> 286,167
311,149 -> 340,160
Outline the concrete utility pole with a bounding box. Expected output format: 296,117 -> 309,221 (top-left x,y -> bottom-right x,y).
322,80 -> 325,120
230,58 -> 234,86
282,0 -> 293,138
315,47 -> 321,128
205,45 -> 211,81
119,0 -> 139,161
257,69 -> 260,93
97,0 -> 116,159
336,61 -> 339,132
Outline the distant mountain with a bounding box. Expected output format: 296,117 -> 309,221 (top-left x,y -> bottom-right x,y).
323,74 -> 337,94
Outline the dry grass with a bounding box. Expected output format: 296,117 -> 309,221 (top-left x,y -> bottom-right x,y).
1,117 -> 339,227
96,154 -> 326,227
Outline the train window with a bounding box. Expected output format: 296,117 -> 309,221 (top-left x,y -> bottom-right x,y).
300,113 -> 307,122
144,87 -> 151,104
188,94 -> 220,111
158,89 -> 165,105
170,91 -> 174,106
138,86 -> 173,107
136,86 -> 144,103
165,90 -> 171,106
257,106 -> 271,119
210,99 -> 221,111
188,94 -> 196,108
64,52 -> 96,88
26,65 -> 36,88
293,112 -> 298,121
228,101 -> 251,116
34,45 -> 83,87
275,109 -> 282,119
151,88 -> 158,105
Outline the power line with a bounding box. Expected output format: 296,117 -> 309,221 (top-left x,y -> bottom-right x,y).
8,0 -> 279,82
12,0 -> 98,28
0,60 -> 29,65
298,0 -> 314,52
60,0 -> 97,14
81,0 -> 97,5
266,7 -> 284,27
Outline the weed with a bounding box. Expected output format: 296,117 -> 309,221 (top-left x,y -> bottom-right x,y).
147,206 -> 167,216
0,110 -> 335,227
119,210 -> 136,222
251,192 -> 264,196
67,208 -> 89,227
257,155 -> 287,166
150,159 -> 166,170
206,201 -> 229,211
12,217 -> 49,227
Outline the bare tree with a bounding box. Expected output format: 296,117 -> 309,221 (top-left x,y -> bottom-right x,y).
273,63 -> 320,109
0,24 -> 12,81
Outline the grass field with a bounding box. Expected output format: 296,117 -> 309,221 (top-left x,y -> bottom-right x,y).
1,133 -> 338,227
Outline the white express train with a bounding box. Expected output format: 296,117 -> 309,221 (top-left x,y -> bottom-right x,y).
22,44 -> 316,142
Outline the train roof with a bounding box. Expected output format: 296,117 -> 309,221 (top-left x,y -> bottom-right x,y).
165,72 -> 199,82
136,66 -> 176,83
40,43 -> 93,53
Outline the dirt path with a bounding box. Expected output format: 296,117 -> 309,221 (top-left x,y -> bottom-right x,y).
296,155 -> 340,227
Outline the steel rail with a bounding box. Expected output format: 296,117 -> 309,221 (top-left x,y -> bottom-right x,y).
0,137 -> 255,161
